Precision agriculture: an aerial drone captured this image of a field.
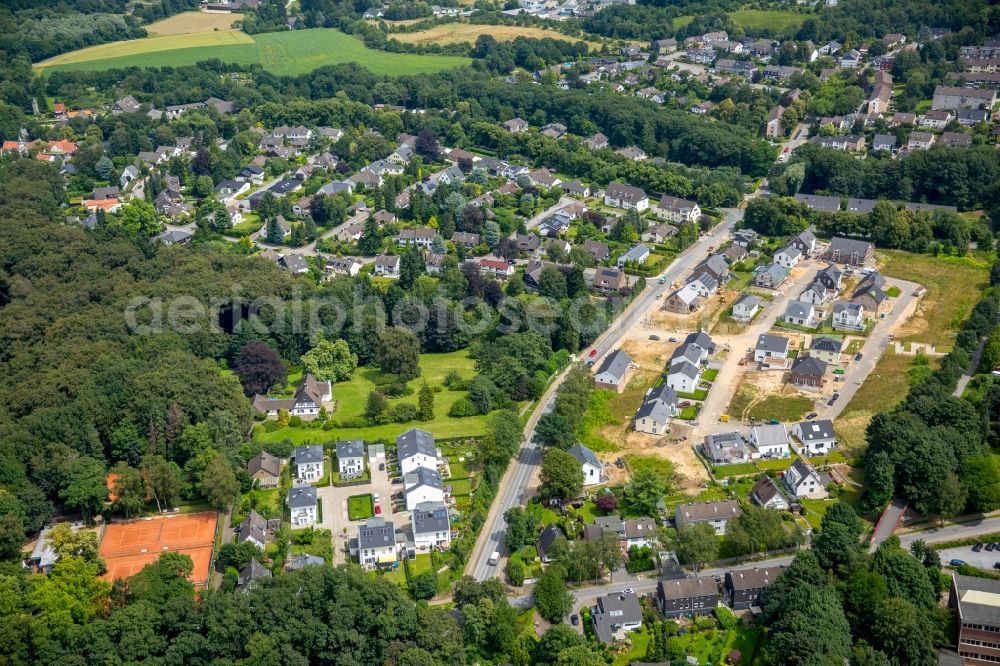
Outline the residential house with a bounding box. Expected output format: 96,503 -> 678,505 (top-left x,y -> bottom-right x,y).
112,95 -> 141,114
501,118 -> 529,133
237,559 -> 271,590
872,134 -> 897,151
119,165 -> 139,189
799,282 -> 831,306
750,476 -> 791,511
782,458 -> 828,499
538,523 -> 562,563
336,440 -> 365,479
666,359 -> 701,394
654,195 -> 701,223
539,123 -> 567,139
733,229 -> 759,248
732,293 -> 761,322
568,443 -> 604,487
792,419 -> 837,455
326,257 -> 362,278
404,467 -> 445,510
664,283 -> 701,314
774,245 -> 802,269
675,500 -> 741,535
592,592 -> 643,643
891,111 -> 916,125
247,452 -> 281,488
748,424 -> 791,459
154,229 -> 193,245
840,49 -> 861,68
795,193 -> 842,213
784,300 -> 818,328
235,511 -> 271,550
789,356 -> 828,388
920,109 -> 954,129
704,431 -> 755,465
832,301 -> 865,330
592,267 -> 629,294
765,105 -> 786,139
450,231 -> 480,249
815,264 -> 843,291
948,573 -> 1000,664
618,244 -> 650,268
811,135 -> 866,151
258,214 -> 291,239
280,252 -> 311,275
810,337 -> 842,364
397,428 -> 439,475
424,252 -> 445,276
634,385 -> 679,435
479,258 -> 515,280
956,108 -> 991,125
656,577 -> 720,618
940,131 -> 973,147
931,85 -> 997,110
826,237 -> 874,266
754,334 -> 789,363
396,227 -> 435,248
293,445 -> 325,482
593,349 -> 638,393
373,254 -> 401,278
643,223 -> 678,243
752,263 -> 789,289
615,146 -> 647,161
726,567 -> 785,610
686,272 -> 718,298
251,375 -> 331,419
908,131 -> 936,150
583,240 -> 610,262
625,518 -> 657,549
287,554 -> 324,571
527,168 -> 561,188
358,518 -> 397,568
216,179 -> 250,201
603,182 -> 649,211
411,502 -> 451,551
583,133 -> 609,150
721,245 -> 747,264
287,485 -> 318,526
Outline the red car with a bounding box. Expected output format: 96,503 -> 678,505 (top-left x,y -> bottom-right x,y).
588,349 -> 598,357
374,504 -> 382,515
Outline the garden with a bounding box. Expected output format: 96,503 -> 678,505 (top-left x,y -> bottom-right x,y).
347,494 -> 374,521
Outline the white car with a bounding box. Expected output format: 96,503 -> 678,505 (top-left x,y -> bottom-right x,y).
373,493 -> 380,504
622,587 -> 635,595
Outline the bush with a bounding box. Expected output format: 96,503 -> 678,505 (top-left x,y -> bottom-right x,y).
409,570 -> 438,600
506,558 -> 525,586
448,397 -> 478,417
521,544 -> 538,561
263,421 -> 282,433
714,606 -> 737,630
384,382 -> 412,397
390,403 -> 418,423
322,420 -> 336,430
289,415 -> 303,427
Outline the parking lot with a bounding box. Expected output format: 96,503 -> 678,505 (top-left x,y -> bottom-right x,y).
939,543 -> 1000,571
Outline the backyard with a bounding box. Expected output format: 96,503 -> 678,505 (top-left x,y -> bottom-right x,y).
347,494 -> 374,521
254,350 -> 502,445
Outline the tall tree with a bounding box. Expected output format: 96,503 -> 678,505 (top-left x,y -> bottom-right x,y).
627,468 -> 672,517
378,326 -> 422,381
110,463 -> 146,518
418,382 -> 434,421
533,564 -> 573,623
199,455 -> 239,510
540,448 -> 584,500
59,456 -> 107,521
301,338 -> 357,383
674,523 -> 719,571
234,340 -> 287,396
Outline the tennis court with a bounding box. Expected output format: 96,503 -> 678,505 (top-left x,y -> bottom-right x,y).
100,512 -> 218,587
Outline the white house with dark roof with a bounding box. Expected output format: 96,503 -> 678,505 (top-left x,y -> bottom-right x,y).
336,440 -> 365,479
617,244 -> 650,268
591,592 -> 643,643
358,518 -> 398,568
675,499 -> 741,535
593,349 -> 638,393
411,502 -> 451,551
247,452 -> 282,488
748,424 -> 790,459
792,419 -> 837,455
654,195 -> 701,223
568,443 -> 604,486
732,293 -> 761,322
634,385 -> 678,434
666,360 -> 701,394
373,254 -> 401,278
293,445 -> 325,481
397,428 -> 439,475
774,245 -> 802,269
750,475 -> 790,511
287,485 -> 318,526
603,182 -> 649,211
782,458 -> 828,499
784,300 -> 818,328
833,301 -> 865,330
404,467 -> 445,510
754,334 -> 789,363
790,229 -> 818,256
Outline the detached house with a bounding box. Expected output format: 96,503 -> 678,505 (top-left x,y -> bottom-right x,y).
810,337 -> 842,364
750,476 -> 791,511
664,283 -> 701,314
411,502 -> 451,551
604,182 -> 649,211
792,419 -> 837,455
832,301 -> 865,330
293,445 -> 325,482
784,300 -> 818,328
634,385 -> 679,434
592,592 -> 643,643
358,518 -> 398,568
336,440 -> 365,480
774,245 -> 802,269
826,236 -> 874,266
748,424 -> 791,459
287,485 -> 318,526
731,293 -> 761,322
754,334 -> 789,363
593,349 -> 638,393
675,499 -> 741,535
654,195 -> 701,223
398,428 -> 439,475
252,375 -> 332,419
789,356 -> 828,388
568,443 -> 604,487
782,458 -> 828,499
247,452 -> 282,488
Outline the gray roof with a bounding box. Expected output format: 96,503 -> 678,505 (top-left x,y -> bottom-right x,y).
294,445 -> 324,465
645,384 -> 678,406
657,575 -> 719,600
756,334 -> 789,354
672,343 -> 703,366
828,236 -> 873,257
698,255 -> 729,279
358,518 -> 396,549
735,293 -> 761,310
397,428 -> 436,460
288,553 -> 325,570
784,300 -> 813,320
336,440 -> 365,460
791,355 -> 827,377
685,331 -> 715,353
635,397 -> 674,423
951,573 -> 1000,624
411,502 -> 450,535
405,466 -> 444,491
595,349 -> 635,383
777,244 -> 802,260
287,485 -> 317,509
811,336 -> 842,352
750,476 -> 785,507
834,301 -> 863,316
676,499 -> 741,523
239,559 -> 271,586
795,193 -> 841,213
751,424 -> 789,448
726,566 -> 784,591
593,592 -> 643,643
797,419 -> 835,441
567,443 -> 601,468
671,359 -> 700,380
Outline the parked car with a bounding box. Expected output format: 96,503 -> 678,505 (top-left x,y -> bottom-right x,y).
973,543 -> 984,552
379,462 -> 385,471
855,352 -> 863,361
588,349 -> 598,358
950,559 -> 965,566
571,614 -> 579,626
668,337 -> 678,342
649,334 -> 660,340
373,493 -> 380,503
994,562 -> 1000,570
374,504 -> 381,515
987,543 -> 996,552
391,477 -> 402,484
622,588 -> 635,595
806,412 -> 818,419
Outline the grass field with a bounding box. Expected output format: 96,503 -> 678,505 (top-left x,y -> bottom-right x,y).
393,23 -> 588,47
726,384 -> 813,422
347,494 -> 374,521
145,11 -> 240,36
727,9 -> 808,31
255,350 -> 497,445
37,28 -> 471,76
879,250 -> 991,347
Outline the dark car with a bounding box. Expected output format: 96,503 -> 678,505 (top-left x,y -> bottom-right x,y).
973,543 -> 984,552
987,542 -> 996,552
649,334 -> 661,341
855,352 -> 863,361
994,562 -> 1000,570
391,477 -> 403,484
379,463 -> 385,471
806,412 -> 818,419
950,559 -> 965,567
570,614 -> 579,626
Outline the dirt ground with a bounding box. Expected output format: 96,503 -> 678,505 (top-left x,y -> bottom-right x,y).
393,24 -> 587,46
596,426 -> 709,492
145,11 -> 240,36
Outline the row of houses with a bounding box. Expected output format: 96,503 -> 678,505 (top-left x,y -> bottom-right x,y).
703,418 -> 838,466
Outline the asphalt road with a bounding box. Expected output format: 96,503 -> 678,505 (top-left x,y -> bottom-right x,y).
468,208 -> 745,581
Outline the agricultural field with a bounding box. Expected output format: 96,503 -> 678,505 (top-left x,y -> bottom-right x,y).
672,9 -> 806,33
145,11 -> 240,36
36,28 -> 471,76
392,23 -> 590,47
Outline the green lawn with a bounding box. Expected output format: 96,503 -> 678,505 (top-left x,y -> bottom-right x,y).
624,454 -> 674,479
711,462 -> 758,477
728,9 -> 808,31
39,27 -> 471,76
347,494 -> 374,521
408,553 -> 433,577
727,384 -> 813,422
702,368 -> 719,382
255,350 -> 498,444
613,628 -> 653,666
448,478 -> 472,496
677,388 -> 709,400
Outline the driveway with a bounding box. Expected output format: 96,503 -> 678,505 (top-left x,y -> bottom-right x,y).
938,544 -> 1000,570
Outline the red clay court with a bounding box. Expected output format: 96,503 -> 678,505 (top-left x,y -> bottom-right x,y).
100,512 -> 218,587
